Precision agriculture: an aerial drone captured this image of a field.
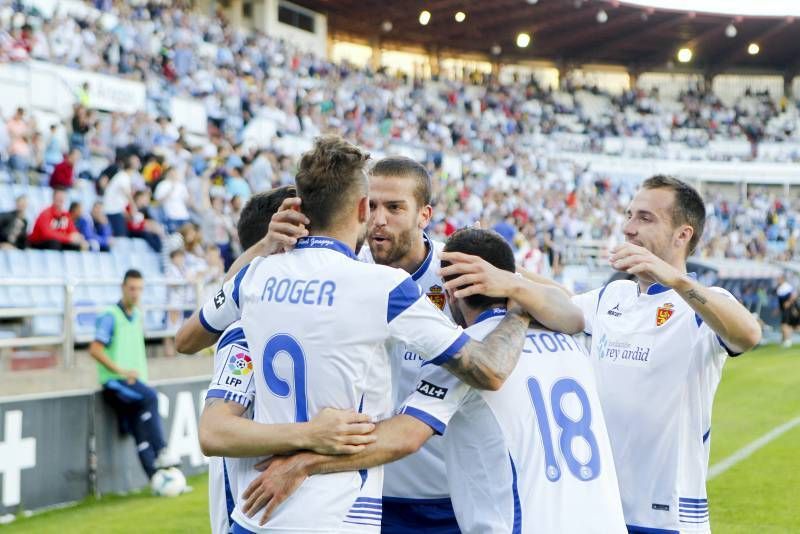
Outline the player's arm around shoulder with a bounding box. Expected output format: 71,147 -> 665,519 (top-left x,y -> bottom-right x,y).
442,305 -> 531,391
674,275 -> 761,355
439,251 -> 584,334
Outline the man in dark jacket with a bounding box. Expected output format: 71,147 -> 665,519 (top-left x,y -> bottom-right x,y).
0,194 -> 28,249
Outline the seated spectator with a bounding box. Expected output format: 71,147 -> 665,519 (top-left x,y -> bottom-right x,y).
28,188 -> 87,250
7,107 -> 31,181
49,148 -> 81,189
43,123 -> 64,172
127,189 -> 164,253
0,194 -> 28,249
201,192 -> 236,270
163,249 -> 197,357
74,201 -> 112,252
89,270 -> 179,483
153,167 -> 191,233
141,153 -> 164,188
104,154 -> 140,237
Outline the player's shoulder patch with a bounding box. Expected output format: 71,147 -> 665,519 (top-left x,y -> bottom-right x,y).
214,342 -> 254,394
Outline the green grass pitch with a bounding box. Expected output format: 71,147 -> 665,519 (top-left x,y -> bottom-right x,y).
3,344 -> 799,533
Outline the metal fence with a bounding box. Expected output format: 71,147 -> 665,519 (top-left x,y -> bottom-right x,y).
0,277 -> 201,368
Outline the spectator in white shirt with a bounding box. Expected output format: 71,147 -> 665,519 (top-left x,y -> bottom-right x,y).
103,154 -> 140,236
154,167 -> 191,233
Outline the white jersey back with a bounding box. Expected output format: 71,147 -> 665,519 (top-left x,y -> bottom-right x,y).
199,236 -> 467,533
572,279 -> 739,533
403,310 -> 626,534
360,234 -> 453,500
205,322 -> 254,534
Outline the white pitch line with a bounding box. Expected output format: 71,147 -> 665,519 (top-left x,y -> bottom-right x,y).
708,415 -> 800,480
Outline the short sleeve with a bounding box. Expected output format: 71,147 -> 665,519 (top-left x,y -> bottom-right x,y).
199,263 -> 250,334
695,287 -> 744,357
400,365 -> 472,435
386,276 -> 469,367
571,287 -> 603,336
205,327 -> 255,408
94,312 -> 115,346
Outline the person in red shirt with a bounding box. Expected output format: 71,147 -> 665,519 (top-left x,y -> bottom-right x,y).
49,148 -> 81,190
28,189 -> 88,250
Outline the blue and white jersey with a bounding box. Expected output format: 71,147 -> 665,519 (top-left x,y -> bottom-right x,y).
572,279 -> 740,534
199,236 -> 467,533
403,310 -> 626,534
206,322 -> 254,534
360,234 -> 454,502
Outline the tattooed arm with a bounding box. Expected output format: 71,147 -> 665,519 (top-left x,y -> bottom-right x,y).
608,242 -> 760,354
198,399 -> 376,458
674,278 -> 761,354
442,307 -> 530,390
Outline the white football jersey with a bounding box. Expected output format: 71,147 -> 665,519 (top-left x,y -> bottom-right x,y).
205,322 -> 255,534
572,279 -> 740,533
199,236 -> 467,533
403,309 -> 626,534
360,234 -> 454,501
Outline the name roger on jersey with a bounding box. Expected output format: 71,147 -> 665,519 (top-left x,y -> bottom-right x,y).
245,277 -> 337,307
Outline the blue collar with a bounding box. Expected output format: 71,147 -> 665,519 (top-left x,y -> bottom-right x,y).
411,233 -> 433,281
117,302 -> 137,322
640,272 -> 698,296
295,236 -> 358,260
474,307 -> 507,325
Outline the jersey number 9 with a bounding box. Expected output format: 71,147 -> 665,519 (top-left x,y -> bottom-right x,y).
262,333 -> 309,422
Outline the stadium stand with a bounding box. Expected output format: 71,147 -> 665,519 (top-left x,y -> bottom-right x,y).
0,0 -> 797,371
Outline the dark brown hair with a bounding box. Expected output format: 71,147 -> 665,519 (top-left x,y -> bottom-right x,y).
369,156 -> 432,208
237,185 -> 297,250
295,136 -> 370,232
642,175 -> 706,255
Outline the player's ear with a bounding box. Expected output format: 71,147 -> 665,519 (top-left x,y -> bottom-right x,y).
675,224 -> 693,252
418,204 -> 433,230
357,196 -> 369,223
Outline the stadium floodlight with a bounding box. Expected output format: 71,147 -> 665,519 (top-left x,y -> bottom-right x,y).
455,11 -> 466,22
725,23 -> 737,37
748,42 -> 760,54
516,32 -> 531,48
677,47 -> 693,62
597,9 -> 609,23
419,10 -> 431,25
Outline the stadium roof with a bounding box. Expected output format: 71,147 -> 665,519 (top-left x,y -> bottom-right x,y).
294,0 -> 800,74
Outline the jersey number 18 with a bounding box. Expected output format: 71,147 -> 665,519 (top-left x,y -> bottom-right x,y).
527,377 -> 601,482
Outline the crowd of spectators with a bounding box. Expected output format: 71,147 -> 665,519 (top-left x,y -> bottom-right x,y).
0,0 -> 798,281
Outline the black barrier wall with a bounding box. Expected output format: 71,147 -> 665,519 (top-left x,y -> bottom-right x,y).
0,377 -> 210,516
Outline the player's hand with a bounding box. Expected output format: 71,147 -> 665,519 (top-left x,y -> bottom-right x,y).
609,243 -> 683,287
306,408 -> 376,455
122,369 -> 139,384
439,251 -> 517,299
242,452 -> 314,526
261,197 -> 309,255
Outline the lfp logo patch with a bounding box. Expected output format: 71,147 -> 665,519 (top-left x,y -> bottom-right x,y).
228,353 -> 253,376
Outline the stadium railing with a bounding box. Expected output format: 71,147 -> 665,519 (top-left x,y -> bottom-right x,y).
0,277 -> 200,369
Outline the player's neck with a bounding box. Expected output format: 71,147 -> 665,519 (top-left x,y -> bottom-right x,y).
394,232 -> 428,275
637,259 -> 687,293
308,228 -> 359,255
